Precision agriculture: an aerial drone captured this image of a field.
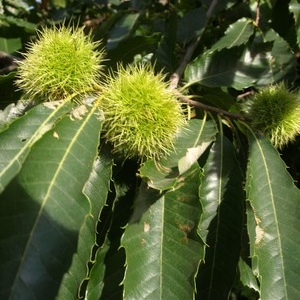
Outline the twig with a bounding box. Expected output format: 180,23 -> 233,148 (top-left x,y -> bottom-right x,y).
169,35 -> 201,90
177,93 -> 250,121
237,90 -> 254,99
169,0 -> 222,90
255,0 -> 261,26
206,0 -> 220,19
168,0 -> 249,122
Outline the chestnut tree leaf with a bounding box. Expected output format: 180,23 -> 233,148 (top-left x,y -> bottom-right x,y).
184,29 -> 296,89
57,152 -> 113,299
0,100 -> 72,193
246,131 -> 300,300
210,17 -> 255,51
122,164 -> 204,300
290,0 -> 300,46
196,134 -> 244,299
0,105 -> 103,300
140,118 -> 217,191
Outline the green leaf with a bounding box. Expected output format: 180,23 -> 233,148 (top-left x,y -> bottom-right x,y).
0,101 -> 72,194
0,105 -> 103,300
0,37 -> 21,53
197,134 -> 244,299
3,0 -> 30,11
184,29 -> 296,89
272,0 -> 297,51
107,13 -> 141,50
256,29 -> 297,85
0,71 -> 16,83
86,159 -> 137,299
238,258 -> 259,292
202,0 -> 236,17
0,101 -> 28,132
246,131 -> 300,300
53,0 -> 66,8
290,0 -> 300,47
122,164 -> 204,300
107,35 -> 158,68
176,8 -> 207,44
156,11 -> 177,73
140,118 -> 217,191
84,240 -> 111,299
57,151 -> 113,299
210,18 -> 255,51
184,47 -> 248,89
0,15 -> 36,32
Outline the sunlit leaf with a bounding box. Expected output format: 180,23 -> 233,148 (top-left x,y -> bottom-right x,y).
0,101 -> 72,193
122,164 -> 204,300
184,29 -> 296,89
140,118 -> 217,191
210,18 -> 255,51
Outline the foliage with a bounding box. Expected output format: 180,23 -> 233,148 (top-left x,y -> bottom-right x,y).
1,1 -> 300,299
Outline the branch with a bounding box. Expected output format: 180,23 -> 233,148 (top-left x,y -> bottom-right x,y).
177,93 -> 250,122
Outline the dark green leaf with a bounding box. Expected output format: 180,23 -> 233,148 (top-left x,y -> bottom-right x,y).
140,118 -> 217,191
107,35 -> 158,68
272,0 -> 297,50
0,106 -> 103,300
256,29 -> 297,85
155,11 -> 177,73
197,134 -> 244,299
176,8 -> 207,44
184,47 -> 249,89
122,164 -> 204,300
0,15 -> 36,32
107,13 -> 141,50
85,159 -> 137,300
246,131 -> 300,299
